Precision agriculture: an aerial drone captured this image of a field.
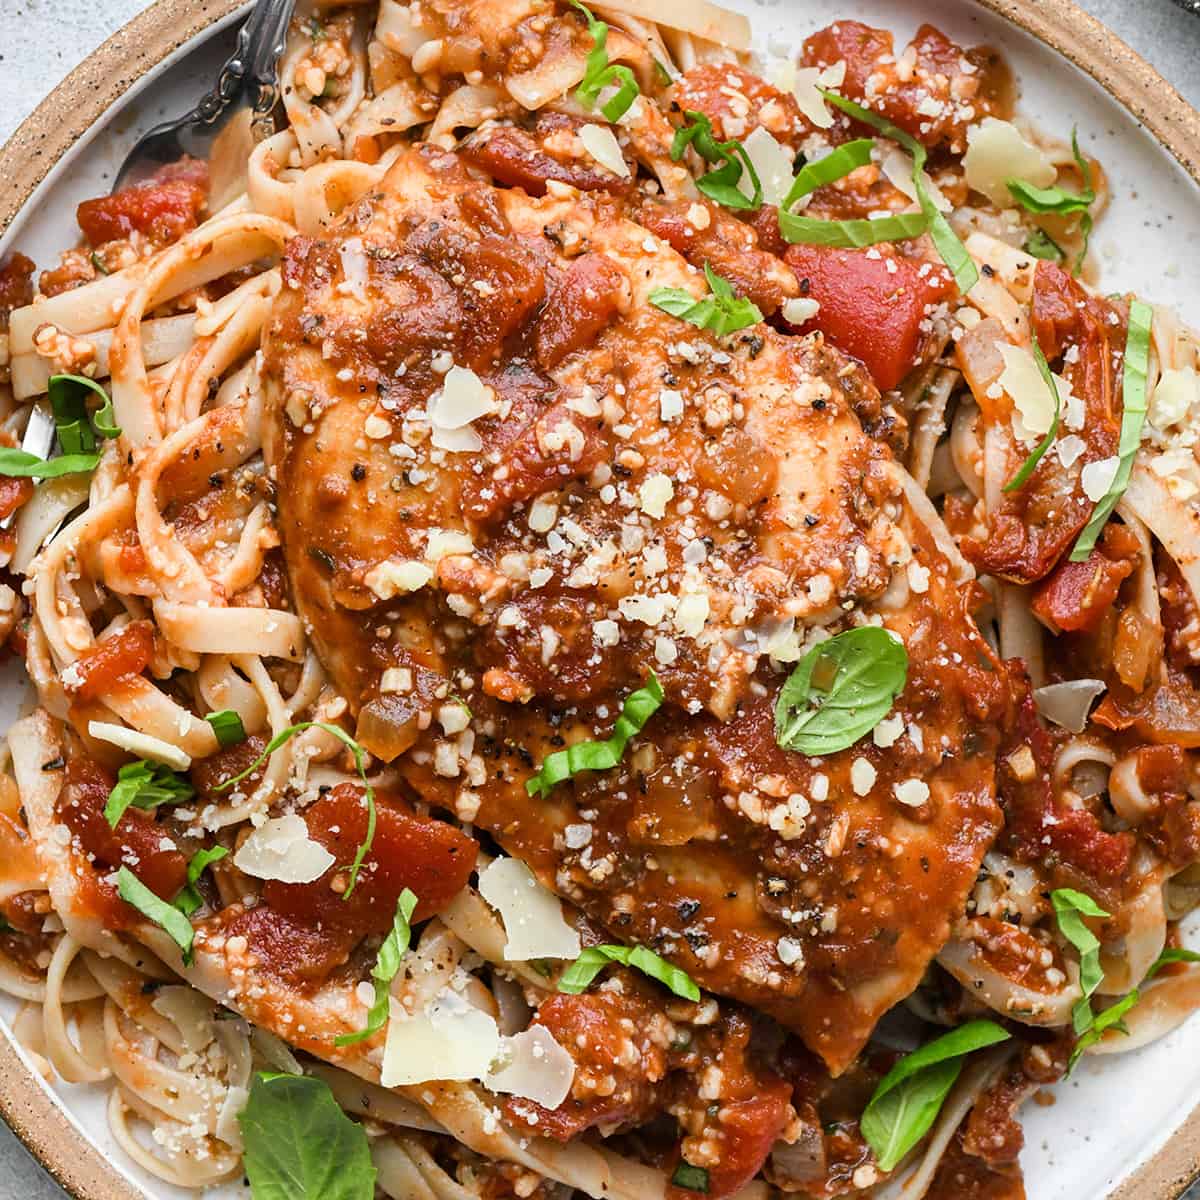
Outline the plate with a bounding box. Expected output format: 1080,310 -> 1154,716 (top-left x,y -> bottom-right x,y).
2,1 -> 1200,1196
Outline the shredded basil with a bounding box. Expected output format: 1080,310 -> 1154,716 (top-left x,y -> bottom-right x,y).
215,722 -> 376,898
239,1072 -> 377,1200
90,252 -> 110,276
1003,334 -> 1061,492
0,448 -> 100,478
104,759 -> 195,829
335,888 -> 418,1046
1023,228 -> 1065,263
174,846 -> 229,916
49,372 -> 120,449
1007,129 -> 1094,275
670,110 -> 762,210
1051,887 -> 1110,1034
648,263 -> 763,336
558,943 -> 700,1001
671,1162 -> 710,1193
781,138 -> 874,211
205,709 -> 247,749
526,673 -> 663,797
569,0 -> 639,123
778,208 -> 929,249
861,1020 -> 1011,1171
116,866 -> 196,966
775,627 -> 908,757
1069,298 -> 1153,561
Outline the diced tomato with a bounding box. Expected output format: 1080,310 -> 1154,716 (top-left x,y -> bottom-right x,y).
64,621 -> 156,702
782,243 -> 955,390
1030,524 -> 1138,634
76,159 -> 208,247
535,253 -> 627,369
671,63 -> 810,143
0,252 -> 34,330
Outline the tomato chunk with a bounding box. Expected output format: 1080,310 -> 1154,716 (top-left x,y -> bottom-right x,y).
783,243 -> 954,390
672,63 -> 810,143
0,252 -> 34,330
64,621 -> 156,702
1031,524 -> 1138,634
76,159 -> 208,247
536,253 -> 627,369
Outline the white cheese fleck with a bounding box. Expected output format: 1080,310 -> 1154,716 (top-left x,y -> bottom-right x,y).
850,757 -> 877,797
1080,455 -> 1119,503
638,473 -> 674,519
894,778 -> 931,807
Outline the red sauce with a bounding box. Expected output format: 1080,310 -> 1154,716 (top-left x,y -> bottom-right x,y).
1031,524 -> 1138,634
0,252 -> 34,330
535,253 -> 627,370
672,63 -> 810,144
76,159 -> 208,247
64,621 -> 156,702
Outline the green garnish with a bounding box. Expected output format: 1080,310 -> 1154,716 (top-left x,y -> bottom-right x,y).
1003,334 -> 1061,492
649,264 -> 763,336
1050,887 -> 1109,1034
334,889 -> 418,1046
570,0 -> 639,123
671,1162 -> 710,1193
780,138 -> 874,211
90,252 -> 110,276
0,449 -> 100,478
205,709 -> 247,749
861,1020 -> 1011,1171
1023,228 -> 1065,263
215,722 -> 375,898
818,89 -> 978,292
1070,298 -> 1153,561
174,846 -> 229,917
1007,129 -> 1094,275
558,943 -> 700,1001
103,759 -> 195,829
49,372 -> 121,449
116,867 -> 196,966
774,627 -> 908,757
238,1073 -> 376,1200
778,209 -> 929,249
0,915 -> 12,933
670,110 -> 762,210
526,672 -> 663,797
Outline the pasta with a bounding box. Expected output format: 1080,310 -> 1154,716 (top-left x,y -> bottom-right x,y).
0,2 -> 1199,1198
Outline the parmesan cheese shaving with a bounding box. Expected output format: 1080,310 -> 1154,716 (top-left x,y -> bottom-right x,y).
880,147 -> 952,213
776,61 -> 845,130
998,343 -> 1072,442
738,127 -> 794,208
151,986 -> 216,1053
233,814 -> 335,884
381,988 -> 501,1087
963,118 -> 1057,208
781,297 -> 820,325
1081,456 -> 1120,503
1034,679 -> 1106,733
338,238 -> 370,302
1150,367 -> 1199,429
87,721 -> 192,772
430,365 -> 495,429
478,857 -> 581,962
484,1025 -> 576,1109
577,125 -> 630,178
365,559 -> 433,599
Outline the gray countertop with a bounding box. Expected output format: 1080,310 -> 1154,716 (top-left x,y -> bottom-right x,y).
2,0 -> 1200,1196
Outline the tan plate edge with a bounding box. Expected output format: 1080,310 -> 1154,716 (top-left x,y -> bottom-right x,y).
3,0 -> 1200,1197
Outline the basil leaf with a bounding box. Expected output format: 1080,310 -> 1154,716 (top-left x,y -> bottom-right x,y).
116,867 -> 195,966
861,1020 -> 1010,1171
0,448 -> 101,478
775,627 -> 908,756
671,1162 -> 710,1193
1023,228 -> 1064,263
1070,298 -> 1153,561
239,1072 -> 376,1200
1003,334 -> 1061,492
819,89 -> 977,292
48,373 -> 121,446
671,110 -> 761,211
779,209 -> 929,249
1007,129 -> 1094,275
104,759 -> 195,829
527,673 -> 663,797
174,846 -> 228,916
1051,887 -> 1109,1034
1149,947 -> 1200,975
569,0 -> 640,123
558,943 -> 700,1001
215,722 -> 376,899
781,138 -> 874,210
335,888 -> 418,1046
648,264 -> 762,336
205,709 -> 246,749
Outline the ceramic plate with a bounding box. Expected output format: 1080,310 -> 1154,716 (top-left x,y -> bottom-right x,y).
3,1 -> 1200,1196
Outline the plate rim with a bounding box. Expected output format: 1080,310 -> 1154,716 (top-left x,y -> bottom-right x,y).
2,0 -> 1200,1196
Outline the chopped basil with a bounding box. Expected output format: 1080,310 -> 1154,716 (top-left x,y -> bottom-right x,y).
0,915 -> 11,933
104,759 -> 195,829
1007,129 -> 1094,275
205,709 -> 247,749
649,264 -> 762,336
670,110 -> 762,210
861,1020 -> 1010,1171
559,943 -> 700,1001
174,846 -> 228,917
775,627 -> 908,757
671,1162 -> 710,1193
116,867 -> 195,966
335,888 -> 418,1046
239,1072 -> 376,1200
569,0 -> 639,123
781,138 -> 874,211
90,252 -> 110,275
1023,228 -> 1065,263
1070,298 -> 1153,561
526,672 -> 663,797
779,208 -> 929,249
1003,334 -> 1061,492
1069,947 -> 1200,1068
215,722 -> 376,898
0,448 -> 100,478
49,372 -> 121,449
1051,887 -> 1109,1033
